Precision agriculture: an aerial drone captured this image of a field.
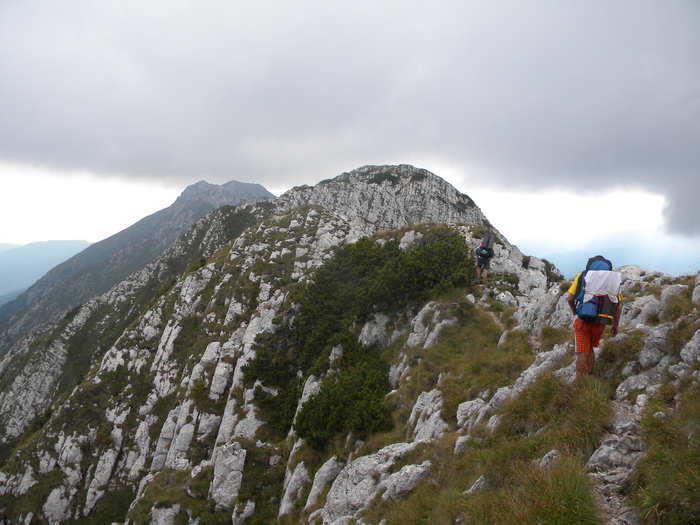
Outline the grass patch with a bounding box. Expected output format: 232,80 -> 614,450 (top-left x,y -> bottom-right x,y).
127,468 -> 230,524
667,317 -> 700,358
441,326 -> 533,421
361,374 -> 610,525
539,325 -> 571,352
495,374 -> 613,458
596,330 -> 646,383
661,290 -> 695,323
630,384 -> 700,523
460,456 -> 600,525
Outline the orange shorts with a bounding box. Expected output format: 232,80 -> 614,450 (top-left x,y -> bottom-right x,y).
573,318 -> 605,353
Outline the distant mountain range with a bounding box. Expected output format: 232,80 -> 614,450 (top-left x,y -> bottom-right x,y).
0,243 -> 21,254
0,179 -> 274,353
0,240 -> 91,306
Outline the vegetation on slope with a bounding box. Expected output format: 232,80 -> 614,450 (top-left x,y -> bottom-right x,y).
245,225 -> 477,450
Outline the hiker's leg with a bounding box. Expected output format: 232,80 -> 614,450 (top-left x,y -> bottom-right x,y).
586,347 -> 596,374
576,351 -> 591,376
586,325 -> 604,374
482,269 -> 488,280
573,319 -> 592,377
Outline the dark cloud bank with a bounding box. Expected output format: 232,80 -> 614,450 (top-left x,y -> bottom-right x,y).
2,1 -> 699,233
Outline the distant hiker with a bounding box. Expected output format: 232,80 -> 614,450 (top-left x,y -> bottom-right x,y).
475,243 -> 494,282
567,255 -> 622,377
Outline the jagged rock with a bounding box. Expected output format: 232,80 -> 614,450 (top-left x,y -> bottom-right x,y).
660,284 -> 689,312
692,274 -> 700,305
622,295 -> 661,328
680,328 -> 700,365
83,443 -> 121,515
538,449 -> 561,468
399,230 -> 423,250
233,500 -> 256,525
43,486 -> 75,525
293,375 -> 321,429
209,441 -> 247,511
637,323 -> 671,368
408,388 -> 449,442
586,436 -> 644,471
279,461 -> 311,516
314,442 -> 420,524
305,456 -> 345,511
616,374 -> 652,401
150,504 -> 182,525
359,312 -> 392,347
456,398 -> 487,433
406,301 -> 456,349
463,475 -> 486,494
16,465 -> 37,496
209,361 -> 233,400
378,460 -> 432,501
165,422 -> 195,471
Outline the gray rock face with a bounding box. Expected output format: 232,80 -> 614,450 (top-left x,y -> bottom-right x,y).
379,460 -> 432,502
586,436 -> 644,471
680,328 -> 700,365
276,165 -> 492,234
209,442 -> 247,511
408,388 -> 449,442
279,461 -> 310,516
305,456 -> 345,511
312,442 -> 420,524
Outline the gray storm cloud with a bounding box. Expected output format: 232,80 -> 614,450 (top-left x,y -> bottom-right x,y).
1,0 -> 699,232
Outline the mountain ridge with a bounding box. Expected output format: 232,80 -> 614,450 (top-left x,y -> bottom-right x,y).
0,165 -> 698,523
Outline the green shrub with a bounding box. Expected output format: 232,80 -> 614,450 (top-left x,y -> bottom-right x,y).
294,343 -> 393,450
246,225 -> 476,446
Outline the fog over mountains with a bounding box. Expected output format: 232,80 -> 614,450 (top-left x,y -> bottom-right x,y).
0,241 -> 90,306
1,165 -> 699,524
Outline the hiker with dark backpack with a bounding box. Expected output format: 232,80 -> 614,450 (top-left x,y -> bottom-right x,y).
567,255 -> 622,377
475,233 -> 495,282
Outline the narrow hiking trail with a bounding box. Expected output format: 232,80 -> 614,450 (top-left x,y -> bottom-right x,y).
588,398 -> 644,525
477,282 -> 644,524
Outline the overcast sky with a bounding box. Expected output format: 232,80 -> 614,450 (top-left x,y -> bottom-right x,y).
1,1 -> 699,276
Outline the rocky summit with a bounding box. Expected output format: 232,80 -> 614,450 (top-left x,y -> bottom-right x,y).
1,164 -> 699,524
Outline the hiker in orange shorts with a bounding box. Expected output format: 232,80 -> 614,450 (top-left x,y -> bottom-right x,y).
567,256 -> 622,377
